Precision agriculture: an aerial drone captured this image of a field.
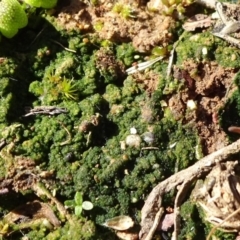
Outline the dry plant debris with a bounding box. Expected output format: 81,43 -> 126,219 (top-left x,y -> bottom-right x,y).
191,161 -> 240,230
3,200 -> 60,232
182,14 -> 214,32
102,215 -> 134,231
138,1 -> 240,238
0,145 -> 73,236
140,138 -> 240,239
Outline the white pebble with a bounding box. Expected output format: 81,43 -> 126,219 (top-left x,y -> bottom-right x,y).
187,100 -> 196,110
142,132 -> 155,144
125,134 -> 141,148
130,127 -> 137,134
202,47 -> 208,55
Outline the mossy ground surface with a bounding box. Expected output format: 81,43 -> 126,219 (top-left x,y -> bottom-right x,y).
0,0 -> 239,239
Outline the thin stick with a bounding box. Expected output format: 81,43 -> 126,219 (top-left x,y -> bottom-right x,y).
51,40 -> 77,53
144,207 -> 164,240
140,138 -> 240,239
224,81 -> 234,100
166,31 -> 188,78
212,32 -> 240,48
29,27 -> 46,48
207,206 -> 240,240
57,120 -> 72,146
172,178 -> 195,240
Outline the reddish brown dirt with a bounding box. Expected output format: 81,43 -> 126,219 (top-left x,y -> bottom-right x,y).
56,0 -> 175,52
172,60 -> 237,154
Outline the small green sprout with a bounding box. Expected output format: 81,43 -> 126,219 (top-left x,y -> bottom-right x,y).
59,77 -> 79,100
64,192 -> 93,217
46,71 -> 79,101
148,0 -> 193,16
24,0 -> 58,9
112,3 -> 136,19
0,0 -> 28,38
93,20 -> 104,31
151,46 -> 168,58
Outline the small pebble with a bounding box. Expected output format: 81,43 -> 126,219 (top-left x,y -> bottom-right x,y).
142,132 -> 155,144
130,127 -> 137,134
125,134 -> 141,148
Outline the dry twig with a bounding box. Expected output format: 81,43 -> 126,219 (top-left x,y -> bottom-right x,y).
139,138 -> 240,239
207,206 -> 240,240
172,178 -> 194,240
166,31 -> 187,78
51,39 -> 77,53
144,208 -> 164,240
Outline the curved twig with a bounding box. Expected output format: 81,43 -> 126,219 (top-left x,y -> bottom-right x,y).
140,138 -> 240,239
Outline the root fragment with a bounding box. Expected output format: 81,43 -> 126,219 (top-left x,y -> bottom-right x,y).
144,208 -> 164,240
140,138 -> 240,239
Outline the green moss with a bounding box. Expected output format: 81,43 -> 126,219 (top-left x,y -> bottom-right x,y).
122,76 -> 143,100
215,45 -> 240,68
116,43 -> 138,66
0,5 -> 204,238
179,201 -> 205,239
0,93 -> 13,123
0,56 -> 31,123
54,56 -> 75,76
38,217 -> 96,240
79,94 -> 104,116
103,84 -> 122,104
0,58 -> 18,77
175,32 -> 216,65
170,128 -> 198,169
29,52 -> 81,104
181,197 -> 238,240
176,30 -> 240,68
213,231 -> 236,240
70,110 -> 199,224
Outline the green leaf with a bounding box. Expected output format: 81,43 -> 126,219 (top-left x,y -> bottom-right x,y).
0,26 -> 17,39
41,0 -> 57,9
24,0 -> 41,7
74,205 -> 82,217
24,0 -> 57,9
74,192 -> 83,205
0,0 -> 28,38
64,200 -> 75,208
